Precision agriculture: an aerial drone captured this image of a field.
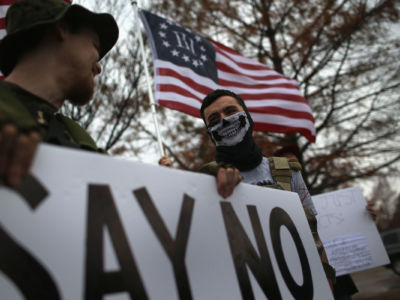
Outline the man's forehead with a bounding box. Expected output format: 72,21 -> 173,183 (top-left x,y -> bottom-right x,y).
203,95 -> 244,123
207,95 -> 241,110
74,26 -> 100,52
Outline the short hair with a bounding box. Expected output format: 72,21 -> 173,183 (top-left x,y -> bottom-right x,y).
200,89 -> 247,123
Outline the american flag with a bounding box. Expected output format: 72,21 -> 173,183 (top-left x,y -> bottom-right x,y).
0,0 -> 72,79
140,10 -> 316,142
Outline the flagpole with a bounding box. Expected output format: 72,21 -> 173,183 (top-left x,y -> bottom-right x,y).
131,0 -> 165,157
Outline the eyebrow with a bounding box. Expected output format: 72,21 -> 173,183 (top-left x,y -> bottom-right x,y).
223,105 -> 239,113
207,105 -> 239,122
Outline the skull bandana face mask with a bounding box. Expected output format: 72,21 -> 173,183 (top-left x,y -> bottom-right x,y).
208,111 -> 250,146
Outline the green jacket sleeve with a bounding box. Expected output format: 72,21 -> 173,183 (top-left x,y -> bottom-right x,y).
0,91 -> 39,132
198,161 -> 236,176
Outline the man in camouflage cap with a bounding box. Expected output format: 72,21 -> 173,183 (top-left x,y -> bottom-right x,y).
0,0 -> 119,186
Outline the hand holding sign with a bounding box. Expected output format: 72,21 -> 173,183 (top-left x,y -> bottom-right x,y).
312,187 -> 389,276
0,124 -> 41,187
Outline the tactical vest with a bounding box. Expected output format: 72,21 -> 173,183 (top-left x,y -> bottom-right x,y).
266,156 -> 301,191
0,85 -> 101,152
199,156 -> 302,192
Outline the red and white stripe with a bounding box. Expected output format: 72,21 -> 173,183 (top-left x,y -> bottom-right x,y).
0,0 -> 14,80
155,39 -> 316,142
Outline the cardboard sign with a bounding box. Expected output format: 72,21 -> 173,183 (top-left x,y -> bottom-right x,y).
312,187 -> 390,276
0,144 -> 332,300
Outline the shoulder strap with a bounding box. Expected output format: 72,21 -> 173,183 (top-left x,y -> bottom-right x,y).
57,115 -> 101,152
288,158 -> 302,171
268,157 -> 293,191
303,205 -> 336,283
268,156 -> 303,191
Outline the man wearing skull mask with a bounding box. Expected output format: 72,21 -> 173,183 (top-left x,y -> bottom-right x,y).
199,89 -> 336,291
200,89 -> 313,207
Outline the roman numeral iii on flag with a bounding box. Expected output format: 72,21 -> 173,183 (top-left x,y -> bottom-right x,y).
139,10 -> 316,142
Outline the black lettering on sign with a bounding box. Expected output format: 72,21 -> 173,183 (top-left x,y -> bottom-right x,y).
133,187 -> 195,300
85,184 -> 148,300
0,175 -> 60,299
269,207 -> 313,299
13,174 -> 49,209
220,202 -> 282,300
0,227 -> 61,300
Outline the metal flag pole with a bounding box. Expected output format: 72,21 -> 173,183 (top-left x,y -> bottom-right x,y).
131,0 -> 165,157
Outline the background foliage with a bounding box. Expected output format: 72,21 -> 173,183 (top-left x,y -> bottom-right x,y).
72,0 -> 400,229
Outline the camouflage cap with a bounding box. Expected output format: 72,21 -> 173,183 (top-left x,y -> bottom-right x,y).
0,0 -> 119,76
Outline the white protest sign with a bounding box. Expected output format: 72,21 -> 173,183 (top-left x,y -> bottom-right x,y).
0,144 -> 333,300
312,187 -> 389,276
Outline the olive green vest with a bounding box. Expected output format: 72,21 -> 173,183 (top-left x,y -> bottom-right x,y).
199,157 -> 302,192
0,84 -> 101,152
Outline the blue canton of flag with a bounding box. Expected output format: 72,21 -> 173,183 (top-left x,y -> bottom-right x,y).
141,10 -> 218,84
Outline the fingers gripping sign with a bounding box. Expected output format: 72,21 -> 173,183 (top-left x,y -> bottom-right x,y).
217,167 -> 242,198
366,201 -> 377,221
0,124 -> 41,187
158,155 -> 173,167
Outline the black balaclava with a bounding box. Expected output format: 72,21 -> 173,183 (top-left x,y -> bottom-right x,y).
201,89 -> 262,171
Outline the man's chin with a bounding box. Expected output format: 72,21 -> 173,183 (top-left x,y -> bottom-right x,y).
68,98 -> 91,106
67,92 -> 94,106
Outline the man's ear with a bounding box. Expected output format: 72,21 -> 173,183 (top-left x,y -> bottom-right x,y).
205,128 -> 216,145
53,21 -> 69,41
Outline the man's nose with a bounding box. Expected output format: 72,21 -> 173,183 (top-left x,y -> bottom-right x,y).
94,62 -> 102,75
220,112 -> 229,119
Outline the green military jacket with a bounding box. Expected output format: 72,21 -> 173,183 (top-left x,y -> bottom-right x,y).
0,81 -> 103,152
